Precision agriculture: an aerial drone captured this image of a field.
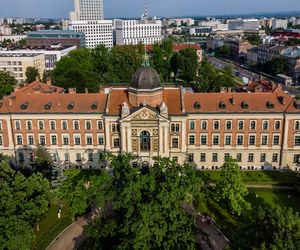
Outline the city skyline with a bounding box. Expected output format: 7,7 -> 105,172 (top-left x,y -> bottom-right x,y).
0,0 -> 299,19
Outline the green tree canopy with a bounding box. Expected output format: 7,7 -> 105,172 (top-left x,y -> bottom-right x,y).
25,66 -> 40,83
83,155 -> 204,249
246,35 -> 261,46
178,48 -> 199,83
32,146 -> 54,180
233,206 -> 300,249
0,71 -> 17,99
215,157 -> 251,216
0,160 -> 51,249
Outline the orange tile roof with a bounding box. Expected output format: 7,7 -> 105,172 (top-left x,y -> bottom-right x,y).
107,88 -> 131,115
15,81 -> 64,95
163,88 -> 183,115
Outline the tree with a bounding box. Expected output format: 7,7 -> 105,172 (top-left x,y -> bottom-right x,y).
18,38 -> 27,47
83,155 -> 203,249
178,48 -> 199,83
170,52 -> 181,79
0,71 -> 17,99
246,35 -> 261,46
233,206 -> 300,249
215,157 -> 251,216
32,146 -> 54,180
215,45 -> 230,59
25,66 -> 40,83
0,160 -> 51,249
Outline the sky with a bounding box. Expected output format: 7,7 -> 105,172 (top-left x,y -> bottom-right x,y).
0,0 -> 299,19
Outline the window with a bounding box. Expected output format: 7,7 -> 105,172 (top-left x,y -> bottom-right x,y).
213,121 -> 220,130
15,121 -> 21,130
38,121 -> 44,130
113,138 -> 120,148
213,135 -> 219,145
16,135 -> 22,145
188,153 -> 194,162
0,135 -> 3,146
74,121 -> 80,130
39,135 -> 45,145
19,152 -> 24,163
200,153 -> 206,162
98,135 -> 104,145
237,135 -> 244,146
74,135 -> 81,145
190,121 -> 195,130
50,121 -> 56,130
63,135 -> 69,145
64,153 -> 69,162
261,135 -> 268,146
0,122 -> 2,131
62,121 -> 68,130
236,153 -> 242,162
88,153 -> 93,162
112,124 -> 120,133
86,121 -> 92,130
86,135 -> 93,145
76,153 -> 81,162
201,121 -> 207,130
295,136 -> 300,146
262,120 -> 269,130
260,153 -> 266,162
238,121 -> 244,130
224,153 -> 230,160
274,121 -> 281,130
225,135 -> 231,146
171,123 -> 180,133
250,121 -> 256,130
293,154 -> 300,163
295,121 -> 300,130
51,135 -> 57,145
226,121 -> 232,130
212,153 -> 218,162
172,138 -> 179,148
97,121 -> 103,130
272,153 -> 278,162
27,121 -> 32,130
249,135 -> 256,146
273,135 -> 280,146
248,153 -> 254,162
28,135 -> 34,145
189,135 -> 195,145
201,135 -> 207,145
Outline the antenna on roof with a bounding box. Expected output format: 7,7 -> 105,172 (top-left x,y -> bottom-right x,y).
142,2 -> 149,21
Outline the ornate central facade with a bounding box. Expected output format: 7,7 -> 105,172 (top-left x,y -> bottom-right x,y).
0,63 -> 300,170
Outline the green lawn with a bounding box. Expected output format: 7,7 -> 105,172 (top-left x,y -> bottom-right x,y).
32,203 -> 72,250
198,170 -> 300,185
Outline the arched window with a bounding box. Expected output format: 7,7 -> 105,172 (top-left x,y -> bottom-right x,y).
39,121 -> 44,130
250,121 -> 256,130
190,121 -> 195,130
74,121 -> 79,130
295,121 -> 300,130
62,121 -> 68,130
226,121 -> 232,130
275,121 -> 281,130
50,121 -> 56,130
238,121 -> 244,130
201,121 -> 207,130
140,131 -> 150,152
214,121 -> 220,130
86,121 -> 91,130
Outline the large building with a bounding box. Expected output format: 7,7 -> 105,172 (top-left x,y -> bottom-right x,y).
0,45 -> 77,71
0,61 -> 300,171
26,30 -> 86,49
228,19 -> 259,31
0,53 -> 45,82
272,19 -> 288,30
115,19 -> 162,45
69,0 -> 104,21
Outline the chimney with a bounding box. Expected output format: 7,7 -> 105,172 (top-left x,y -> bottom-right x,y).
35,76 -> 40,82
46,79 -> 52,86
57,100 -> 61,107
8,96 -> 16,107
68,88 -> 76,94
13,86 -> 19,92
220,87 -> 227,93
230,97 -> 236,105
85,88 -> 88,93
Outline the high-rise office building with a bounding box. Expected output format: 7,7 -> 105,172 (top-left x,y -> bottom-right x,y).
69,0 -> 104,21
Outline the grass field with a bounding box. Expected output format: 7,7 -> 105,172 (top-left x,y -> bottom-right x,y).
198,170 -> 300,185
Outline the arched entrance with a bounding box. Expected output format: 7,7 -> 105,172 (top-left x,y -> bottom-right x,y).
140,131 -> 151,151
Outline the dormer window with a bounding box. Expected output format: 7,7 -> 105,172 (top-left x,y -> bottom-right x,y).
91,102 -> 98,110
194,102 -> 201,109
44,102 -> 52,110
20,102 -> 28,110
219,101 -> 226,109
266,101 -> 274,109
67,102 -> 75,110
241,101 -> 249,109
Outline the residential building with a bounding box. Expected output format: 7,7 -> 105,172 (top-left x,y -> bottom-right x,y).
272,19 -> 288,29
0,45 -> 77,70
182,26 -> 212,36
1,63 -> 300,171
282,47 -> 300,81
247,47 -> 258,65
68,20 -> 113,49
256,44 -> 287,64
0,24 -> 12,36
69,0 -> 104,21
0,35 -> 26,43
0,53 -> 45,82
223,39 -> 253,59
115,19 -> 162,45
228,19 -> 259,30
26,30 -> 86,48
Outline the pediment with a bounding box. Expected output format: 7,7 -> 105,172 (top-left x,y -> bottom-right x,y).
120,106 -> 169,122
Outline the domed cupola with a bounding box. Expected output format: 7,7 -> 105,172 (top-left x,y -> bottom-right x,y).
129,58 -> 161,90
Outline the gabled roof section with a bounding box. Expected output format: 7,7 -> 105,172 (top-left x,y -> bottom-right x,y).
15,81 -> 64,95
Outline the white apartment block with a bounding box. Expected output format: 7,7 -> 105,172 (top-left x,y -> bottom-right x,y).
70,0 -> 104,21
115,19 -> 162,46
228,19 -> 259,30
68,20 -> 113,48
0,35 -> 26,43
272,19 -> 288,30
0,53 -> 45,83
